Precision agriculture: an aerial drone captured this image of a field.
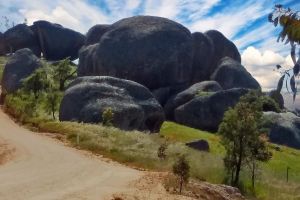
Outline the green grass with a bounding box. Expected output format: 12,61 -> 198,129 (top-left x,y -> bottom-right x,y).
161,122 -> 300,200
2,67 -> 300,199
0,56 -> 8,81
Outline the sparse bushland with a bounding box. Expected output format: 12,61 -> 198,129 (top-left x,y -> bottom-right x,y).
218,91 -> 272,187
1,56 -> 300,199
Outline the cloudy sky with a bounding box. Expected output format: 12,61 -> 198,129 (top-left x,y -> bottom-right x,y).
0,0 -> 299,90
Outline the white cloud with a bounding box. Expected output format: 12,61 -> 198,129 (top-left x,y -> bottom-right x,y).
242,46 -> 294,91
189,0 -> 270,39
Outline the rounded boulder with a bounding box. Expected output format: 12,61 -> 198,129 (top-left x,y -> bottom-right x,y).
78,16 -> 193,90
31,20 -> 85,61
1,48 -> 41,94
3,24 -> 41,56
59,76 -> 165,132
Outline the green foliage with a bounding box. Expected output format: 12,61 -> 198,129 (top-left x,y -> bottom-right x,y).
4,91 -> 37,121
43,89 -> 62,120
22,67 -> 50,99
269,5 -> 300,100
52,58 -> 76,91
157,142 -> 168,160
218,91 -> 271,186
172,155 -> 190,194
196,91 -> 214,97
102,107 -> 114,126
260,95 -> 281,113
0,56 -> 8,82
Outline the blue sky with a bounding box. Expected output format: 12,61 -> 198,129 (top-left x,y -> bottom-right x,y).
0,0 -> 299,90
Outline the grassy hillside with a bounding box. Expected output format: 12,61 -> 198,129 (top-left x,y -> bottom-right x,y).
161,122 -> 300,199
1,55 -> 299,199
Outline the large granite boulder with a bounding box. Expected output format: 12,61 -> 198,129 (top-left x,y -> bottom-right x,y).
164,81 -> 222,119
0,32 -> 7,55
59,76 -> 165,132
205,30 -> 241,73
78,16 -> 193,90
174,88 -> 249,132
31,20 -> 85,61
190,32 -> 215,82
211,57 -> 261,90
1,48 -> 41,94
263,112 -> 300,149
85,24 -> 110,46
3,24 -> 40,56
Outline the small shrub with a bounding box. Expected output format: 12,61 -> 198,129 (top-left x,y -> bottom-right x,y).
157,142 -> 168,160
102,107 -> 114,126
172,155 -> 190,194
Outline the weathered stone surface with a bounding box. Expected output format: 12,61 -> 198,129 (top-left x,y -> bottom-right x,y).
3,24 -> 40,56
211,57 -> 261,90
78,16 -> 193,90
186,139 -> 210,152
164,81 -> 222,119
263,112 -> 300,149
174,88 -> 249,132
1,48 -> 41,94
85,24 -> 110,46
59,76 -> 165,132
0,32 -> 7,55
31,20 -> 85,61
205,30 -> 241,72
190,32 -> 215,82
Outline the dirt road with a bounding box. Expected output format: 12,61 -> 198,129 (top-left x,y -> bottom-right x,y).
0,107 -> 142,200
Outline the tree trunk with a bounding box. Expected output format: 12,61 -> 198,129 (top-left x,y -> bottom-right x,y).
179,177 -> 183,194
234,137 -> 244,186
252,161 -> 255,190
52,110 -> 55,120
52,104 -> 56,120
59,80 -> 65,91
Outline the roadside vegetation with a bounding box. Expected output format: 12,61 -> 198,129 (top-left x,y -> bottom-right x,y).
0,55 -> 300,199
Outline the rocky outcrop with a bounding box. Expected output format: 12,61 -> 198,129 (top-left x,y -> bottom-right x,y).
3,24 -> 41,56
263,112 -> 300,149
31,20 -> 85,61
85,24 -> 110,46
190,32 -> 215,82
0,32 -> 7,55
211,57 -> 261,90
205,30 -> 241,72
174,88 -> 249,132
1,48 -> 41,94
164,81 -> 222,119
59,76 -> 165,132
78,16 -> 193,90
186,139 -> 210,152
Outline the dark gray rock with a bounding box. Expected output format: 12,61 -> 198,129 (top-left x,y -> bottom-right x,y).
59,76 -> 165,132
205,30 -> 241,73
211,57 -> 261,90
1,48 -> 41,94
174,88 -> 249,132
3,24 -> 40,56
164,81 -> 222,119
191,32 -> 215,82
85,24 -> 110,46
31,20 -> 85,61
78,16 -> 193,90
263,112 -> 300,149
268,90 -> 284,109
0,32 -> 7,55
186,139 -> 210,152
